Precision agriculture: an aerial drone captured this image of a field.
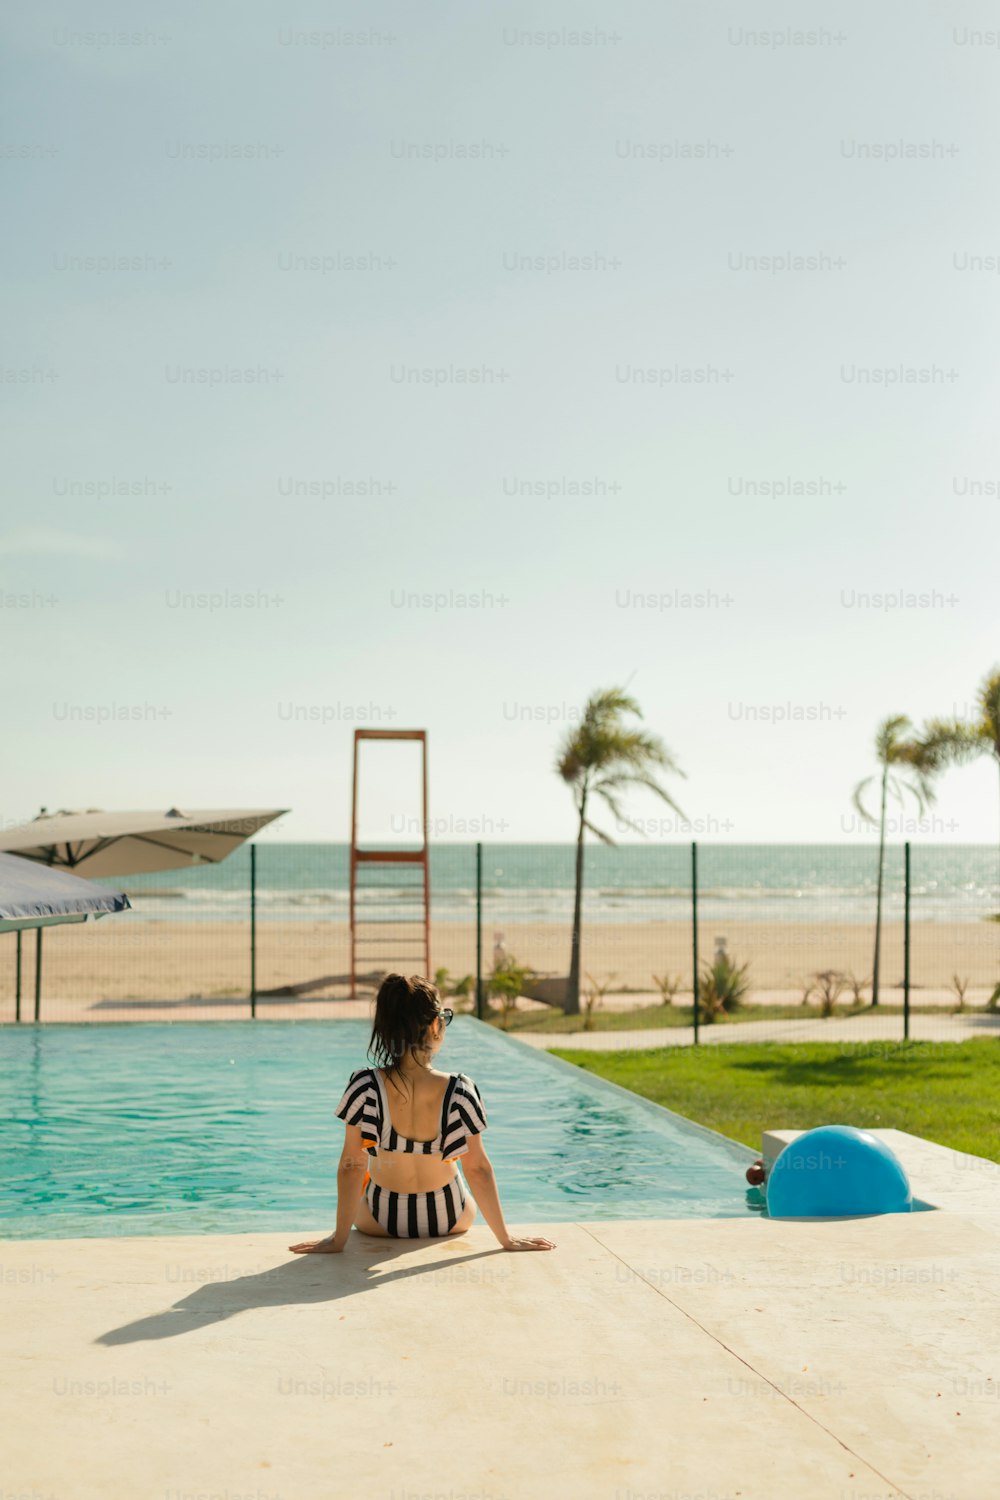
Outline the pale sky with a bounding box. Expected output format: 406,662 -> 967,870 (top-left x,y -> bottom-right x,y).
3,1 -> 998,844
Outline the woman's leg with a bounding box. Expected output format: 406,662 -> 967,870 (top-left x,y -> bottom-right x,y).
448,1192 -> 477,1235
353,1187 -> 389,1236
353,1200 -> 389,1235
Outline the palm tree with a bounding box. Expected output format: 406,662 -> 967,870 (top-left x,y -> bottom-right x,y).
921,666 -> 1000,904
853,715 -> 938,1006
557,687 -> 685,1015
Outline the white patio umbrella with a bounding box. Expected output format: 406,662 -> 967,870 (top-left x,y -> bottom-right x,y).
0,851 -> 130,932
0,851 -> 131,1021
0,806 -> 287,876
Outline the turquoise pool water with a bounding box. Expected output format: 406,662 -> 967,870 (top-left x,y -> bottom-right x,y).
0,1020 -> 759,1238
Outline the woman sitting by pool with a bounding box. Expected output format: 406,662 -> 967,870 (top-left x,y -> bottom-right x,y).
290,973 -> 556,1254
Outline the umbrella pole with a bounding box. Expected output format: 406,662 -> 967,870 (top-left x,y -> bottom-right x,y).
475,841 -> 483,1021
15,931 -> 22,1022
34,927 -> 42,1022
250,844 -> 257,1019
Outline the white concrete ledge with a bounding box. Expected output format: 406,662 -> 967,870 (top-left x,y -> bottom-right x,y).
4,1211 -> 1000,1500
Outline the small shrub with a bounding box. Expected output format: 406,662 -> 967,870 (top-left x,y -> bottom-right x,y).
811,969 -> 847,1018
698,953 -> 752,1024
434,968 -> 476,1010
652,973 -> 683,1006
949,974 -> 970,1013
487,953 -> 534,1030
582,972 -> 614,1031
844,971 -> 870,1008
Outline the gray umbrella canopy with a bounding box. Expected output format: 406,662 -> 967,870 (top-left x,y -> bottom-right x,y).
0,807 -> 287,878
0,851 -> 131,932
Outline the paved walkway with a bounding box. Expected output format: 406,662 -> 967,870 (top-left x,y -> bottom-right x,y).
40,996 -> 1000,1052
514,1009 -> 1000,1050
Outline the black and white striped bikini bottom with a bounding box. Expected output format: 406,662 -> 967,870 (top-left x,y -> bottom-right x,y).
364,1172 -> 468,1239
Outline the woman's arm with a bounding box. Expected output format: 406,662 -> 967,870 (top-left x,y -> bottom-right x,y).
462,1134 -> 555,1251
289,1125 -> 369,1253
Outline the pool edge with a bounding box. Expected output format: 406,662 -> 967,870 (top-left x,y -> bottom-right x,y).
471,1016 -> 756,1166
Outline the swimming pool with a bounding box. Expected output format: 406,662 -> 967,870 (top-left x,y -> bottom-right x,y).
0,1019 -> 759,1238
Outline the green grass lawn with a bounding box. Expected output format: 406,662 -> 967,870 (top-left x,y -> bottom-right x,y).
478,999 -> 955,1034
549,1038 -> 1000,1163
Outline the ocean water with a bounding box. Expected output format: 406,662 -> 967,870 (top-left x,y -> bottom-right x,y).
0,1019 -> 758,1237
100,843 -> 999,925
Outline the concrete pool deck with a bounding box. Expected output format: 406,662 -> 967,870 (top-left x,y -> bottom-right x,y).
5,1128 -> 1000,1500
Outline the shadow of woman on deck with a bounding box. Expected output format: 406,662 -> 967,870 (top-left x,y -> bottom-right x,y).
95,1238 -> 505,1346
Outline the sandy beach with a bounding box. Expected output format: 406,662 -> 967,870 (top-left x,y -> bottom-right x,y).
2,916 -> 996,1023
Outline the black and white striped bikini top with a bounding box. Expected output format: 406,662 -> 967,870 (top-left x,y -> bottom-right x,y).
335,1066 -> 488,1161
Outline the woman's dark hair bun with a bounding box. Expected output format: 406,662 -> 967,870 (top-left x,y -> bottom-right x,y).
369,973 -> 442,1079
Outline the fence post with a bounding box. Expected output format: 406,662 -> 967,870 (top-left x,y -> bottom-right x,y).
15,932 -> 22,1023
691,841 -> 700,1045
34,928 -> 42,1022
903,840 -> 911,1042
250,844 -> 257,1020
475,842 -> 483,1020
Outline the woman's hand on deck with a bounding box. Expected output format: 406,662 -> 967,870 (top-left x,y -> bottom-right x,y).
502,1235 -> 556,1251
288,1233 -> 345,1254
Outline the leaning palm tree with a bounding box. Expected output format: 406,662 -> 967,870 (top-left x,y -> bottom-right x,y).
853,715 -> 939,1006
557,688 -> 685,1015
921,666 -> 1000,905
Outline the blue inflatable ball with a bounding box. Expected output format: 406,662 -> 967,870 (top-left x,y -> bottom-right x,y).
766,1125 -> 912,1218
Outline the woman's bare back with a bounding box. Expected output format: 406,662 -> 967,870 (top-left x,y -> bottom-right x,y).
370,1067 -> 456,1193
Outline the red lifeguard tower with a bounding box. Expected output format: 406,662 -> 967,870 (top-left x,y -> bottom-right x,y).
349,729 -> 430,996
